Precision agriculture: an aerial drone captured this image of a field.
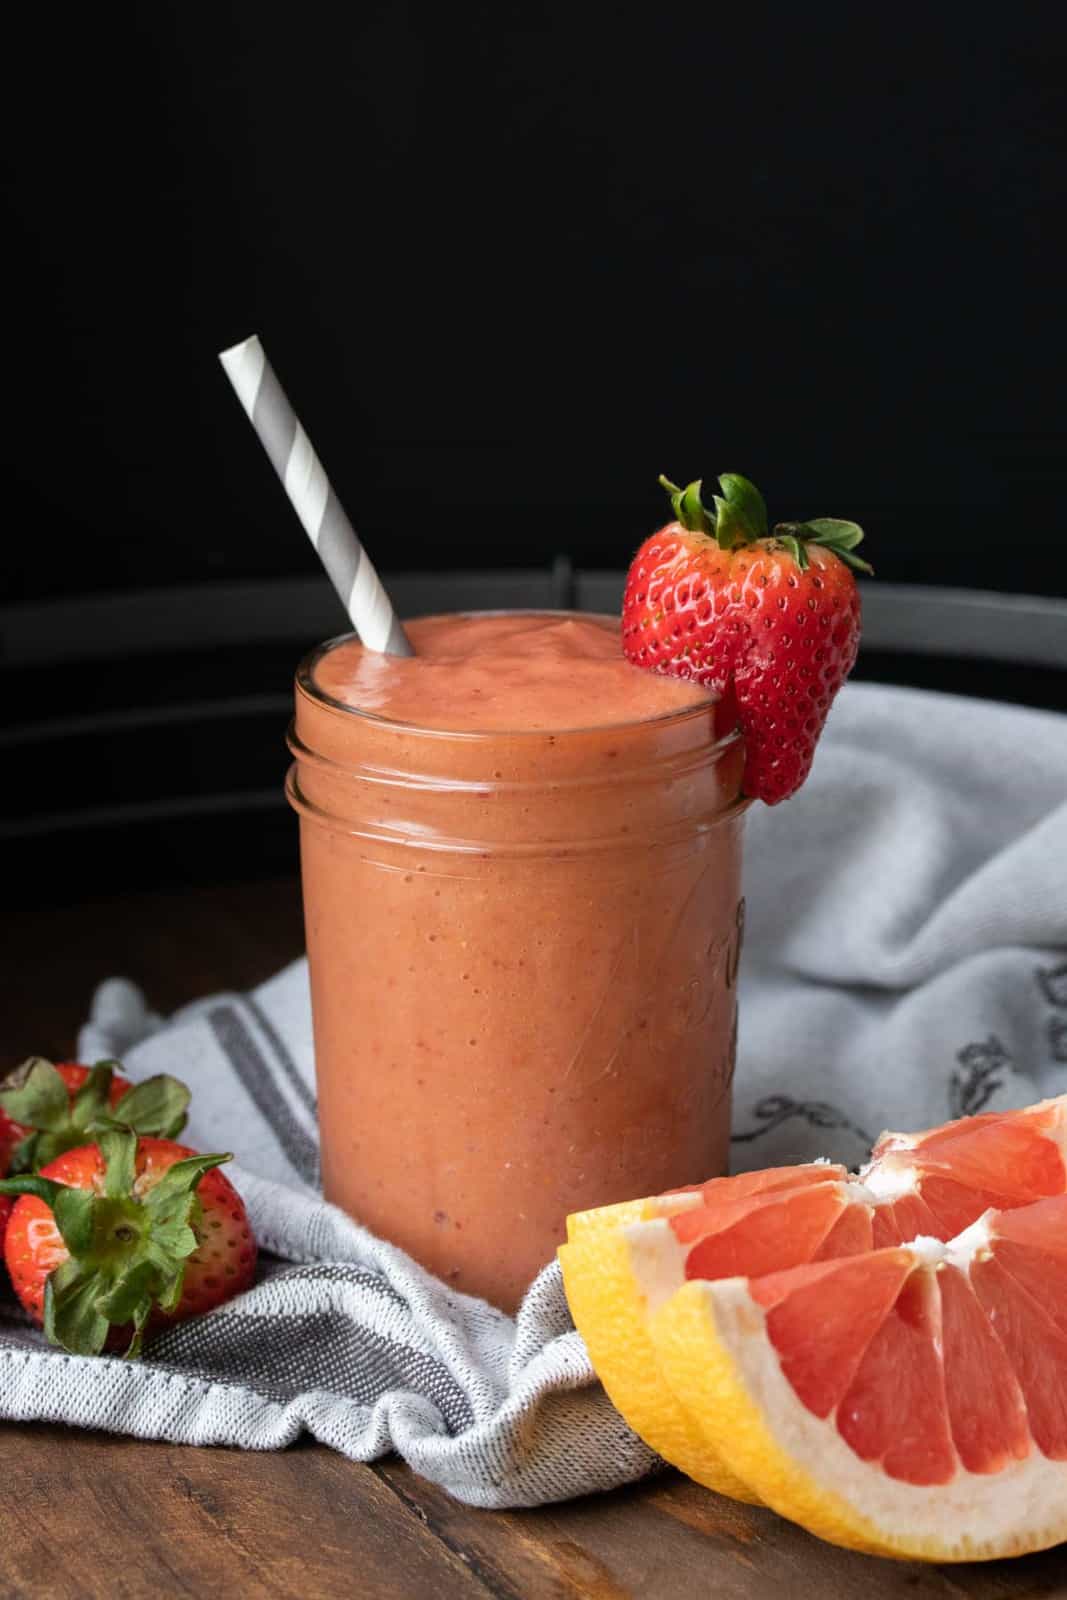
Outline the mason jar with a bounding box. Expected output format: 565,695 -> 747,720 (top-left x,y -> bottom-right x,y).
287,613 -> 747,1311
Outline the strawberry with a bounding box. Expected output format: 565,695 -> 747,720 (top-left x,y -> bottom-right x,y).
0,1057 -> 189,1174
0,1132 -> 257,1356
621,472 -> 871,804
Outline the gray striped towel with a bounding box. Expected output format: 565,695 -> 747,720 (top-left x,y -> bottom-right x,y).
2,682 -> 1066,1506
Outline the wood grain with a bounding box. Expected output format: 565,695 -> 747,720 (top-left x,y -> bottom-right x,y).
376,1460 -> 1067,1600
3,879 -> 1067,1598
0,1426 -> 490,1600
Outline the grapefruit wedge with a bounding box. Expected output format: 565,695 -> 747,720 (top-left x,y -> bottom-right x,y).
559,1095 -> 1067,1506
561,1164 -> 845,1502
650,1193 -> 1067,1561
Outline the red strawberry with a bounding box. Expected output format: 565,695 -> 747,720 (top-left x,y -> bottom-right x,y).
0,1061 -> 129,1163
0,1133 -> 257,1355
622,472 -> 870,804
0,1057 -> 189,1175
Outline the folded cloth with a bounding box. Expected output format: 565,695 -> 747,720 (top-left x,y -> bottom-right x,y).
2,682 -> 1066,1506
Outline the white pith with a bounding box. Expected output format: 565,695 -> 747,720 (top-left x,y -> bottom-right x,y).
941,1211 -> 995,1270
619,1096 -> 1067,1329
575,1095 -> 1067,1557
624,1219 -> 687,1315
686,1267 -> 1067,1554
651,1192 -> 704,1219
1022,1095 -> 1067,1158
906,1234 -> 949,1265
868,1130 -> 917,1159
852,1158 -> 918,1203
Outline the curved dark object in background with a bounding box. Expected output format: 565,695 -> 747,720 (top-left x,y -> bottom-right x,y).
3,568 -> 1064,904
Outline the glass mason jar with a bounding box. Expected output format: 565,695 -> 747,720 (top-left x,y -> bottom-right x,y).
287,614 -> 747,1311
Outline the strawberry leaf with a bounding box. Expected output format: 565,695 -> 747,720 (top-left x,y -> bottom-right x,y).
0,1058 -> 70,1132
678,480 -> 708,532
123,1304 -> 152,1360
773,515 -> 873,576
99,1128 -> 138,1200
154,1257 -> 189,1315
802,517 -> 865,550
142,1151 -> 232,1217
717,473 -> 768,539
146,1217 -> 199,1260
777,534 -> 809,571
12,1137 -> 237,1360
45,1261 -> 110,1358
97,1259 -> 158,1330
108,1075 -> 190,1141
829,547 -> 874,574
658,475 -> 716,537
661,469 -> 769,549
712,496 -> 755,551
0,1173 -> 66,1206
0,1060 -> 193,1174
52,1186 -> 96,1257
70,1064 -> 116,1132
24,1132 -> 72,1171
6,1133 -> 39,1173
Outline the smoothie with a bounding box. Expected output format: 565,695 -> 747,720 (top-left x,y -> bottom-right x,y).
288,612 -> 747,1310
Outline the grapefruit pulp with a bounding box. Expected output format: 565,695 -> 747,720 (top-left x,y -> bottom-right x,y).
650,1193 -> 1067,1560
559,1095 -> 1067,1509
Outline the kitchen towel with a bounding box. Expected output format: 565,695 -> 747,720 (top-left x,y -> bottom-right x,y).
2,682 -> 1066,1506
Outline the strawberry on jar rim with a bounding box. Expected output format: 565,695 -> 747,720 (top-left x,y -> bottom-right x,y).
621,472 -> 870,804
0,1132 -> 257,1356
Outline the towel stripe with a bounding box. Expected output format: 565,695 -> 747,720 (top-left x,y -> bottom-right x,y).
243,995 -> 318,1119
207,1003 -> 320,1187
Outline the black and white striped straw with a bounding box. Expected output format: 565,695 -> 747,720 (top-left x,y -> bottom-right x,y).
218,334 -> 413,657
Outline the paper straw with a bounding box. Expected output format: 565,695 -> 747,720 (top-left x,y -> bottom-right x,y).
218,334 -> 413,657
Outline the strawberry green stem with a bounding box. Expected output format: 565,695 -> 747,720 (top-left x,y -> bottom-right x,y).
0,1131 -> 233,1358
659,471 -> 870,572
0,1058 -> 191,1173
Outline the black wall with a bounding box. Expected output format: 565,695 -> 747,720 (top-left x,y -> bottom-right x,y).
4,4 -> 1066,905
6,2 -> 1067,604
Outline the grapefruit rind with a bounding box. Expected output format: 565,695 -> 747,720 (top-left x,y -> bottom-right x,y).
650,1273 -> 1067,1562
560,1166 -> 848,1504
558,1226 -> 758,1503
560,1101 -> 1067,1545
560,1165 -> 851,1506
564,1190 -> 701,1244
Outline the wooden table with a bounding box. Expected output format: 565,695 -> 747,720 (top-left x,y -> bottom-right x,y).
3,879 -> 1065,1599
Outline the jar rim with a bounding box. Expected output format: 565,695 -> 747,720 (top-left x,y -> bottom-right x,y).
296,610 -> 742,751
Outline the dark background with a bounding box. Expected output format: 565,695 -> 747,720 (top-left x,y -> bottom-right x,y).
6,2 -> 1067,599
3,3 -> 1065,901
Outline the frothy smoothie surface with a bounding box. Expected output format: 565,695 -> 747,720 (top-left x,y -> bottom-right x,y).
311,612 -> 713,732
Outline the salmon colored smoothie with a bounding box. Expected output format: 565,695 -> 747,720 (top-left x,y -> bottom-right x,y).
288,613 -> 746,1310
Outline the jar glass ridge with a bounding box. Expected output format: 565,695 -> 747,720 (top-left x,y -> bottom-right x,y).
287,613 -> 748,1310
